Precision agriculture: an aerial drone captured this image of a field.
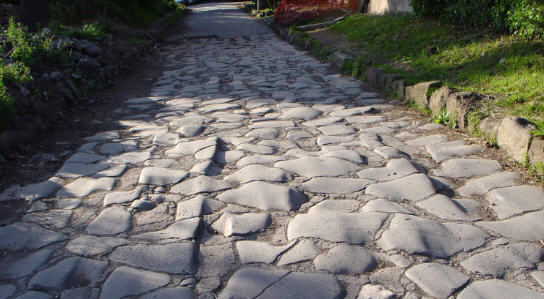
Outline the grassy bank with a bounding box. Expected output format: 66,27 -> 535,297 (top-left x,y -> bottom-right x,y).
329,14 -> 543,131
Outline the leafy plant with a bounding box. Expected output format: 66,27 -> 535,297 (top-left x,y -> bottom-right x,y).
433,108 -> 457,128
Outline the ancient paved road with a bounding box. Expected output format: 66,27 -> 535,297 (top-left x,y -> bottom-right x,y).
1,2 -> 544,299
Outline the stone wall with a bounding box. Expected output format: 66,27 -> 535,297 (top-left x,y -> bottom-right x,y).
367,0 -> 413,15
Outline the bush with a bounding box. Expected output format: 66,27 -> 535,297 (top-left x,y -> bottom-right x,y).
412,0 -> 544,38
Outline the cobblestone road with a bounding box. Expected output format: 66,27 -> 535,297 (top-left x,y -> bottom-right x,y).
1,3 -> 544,299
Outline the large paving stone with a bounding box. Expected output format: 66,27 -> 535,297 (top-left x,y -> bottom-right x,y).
57,177 -> 116,198
359,132 -> 383,149
66,235 -> 130,257
281,107 -> 323,120
132,217 -> 201,240
56,162 -> 109,178
236,241 -> 294,264
361,199 -> 415,215
224,164 -> 293,184
216,181 -> 306,211
477,211 -> 544,241
298,177 -> 373,194
373,146 -> 410,159
357,158 -> 418,181
457,279 -> 544,299
219,268 -> 344,299
417,194 -> 481,221
275,156 -> 360,177
169,115 -> 213,128
426,140 -> 483,162
109,243 -> 197,274
277,239 -> 319,266
366,173 -> 436,202
302,116 -> 344,127
66,152 -> 104,164
485,185 -> 544,219
100,266 -> 170,299
86,206 -> 132,235
460,242 -> 544,277
287,207 -> 387,244
0,249 -> 52,279
314,244 -> 377,274
23,209 -> 72,229
249,120 -> 294,129
497,116 -> 535,163
246,128 -> 280,139
317,135 -> 355,146
14,177 -> 63,201
138,167 -> 188,185
0,222 -> 67,251
170,176 -> 231,195
404,134 -> 446,146
457,172 -> 519,197
433,158 -> 502,178
140,287 -> 195,299
378,214 -> 488,258
405,263 -> 469,298
105,150 -> 152,165
0,285 -> 16,298
318,125 -> 356,136
236,143 -> 276,154
103,186 -> 146,206
165,137 -> 217,157
358,284 -> 395,299
212,212 -> 271,236
330,106 -> 377,117
28,257 -> 107,291
321,149 -> 366,163
15,291 -> 51,299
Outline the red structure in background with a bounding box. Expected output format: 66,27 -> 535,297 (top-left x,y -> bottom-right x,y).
274,0 -> 358,25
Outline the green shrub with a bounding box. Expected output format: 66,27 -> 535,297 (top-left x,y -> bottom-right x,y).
508,0 -> 544,38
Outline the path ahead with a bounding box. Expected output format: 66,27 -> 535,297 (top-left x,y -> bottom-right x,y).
1,3 -> 544,299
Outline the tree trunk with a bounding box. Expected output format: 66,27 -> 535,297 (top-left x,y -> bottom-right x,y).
20,0 -> 50,32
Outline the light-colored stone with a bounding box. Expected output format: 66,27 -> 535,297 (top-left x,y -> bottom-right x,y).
457,172 -> 519,197
217,181 -> 306,211
0,222 -> 67,251
366,173 -> 436,202
497,116 -> 535,163
236,241 -> 294,264
224,164 -> 293,184
57,177 -> 116,198
138,167 -> 188,185
86,206 -> 132,235
457,279 -> 544,299
28,257 -> 107,291
417,194 -> 481,221
275,156 -> 360,177
212,212 -> 271,236
132,218 -> 201,240
314,244 -> 377,274
170,176 -> 231,195
299,177 -> 373,194
433,158 -> 502,178
426,140 -> 483,162
358,284 -> 395,299
485,185 -> 544,219
478,211 -> 544,241
405,263 -> 469,298
66,235 -> 130,257
100,266 -> 170,299
357,158 -> 418,181
277,239 -> 319,266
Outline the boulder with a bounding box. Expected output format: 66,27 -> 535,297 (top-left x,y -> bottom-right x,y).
405,81 -> 442,108
332,52 -> 351,69
497,116 -> 534,163
479,117 -> 501,140
528,137 -> 544,173
365,67 -> 384,89
379,73 -> 402,91
391,79 -> 407,98
446,91 -> 482,129
429,86 -> 456,116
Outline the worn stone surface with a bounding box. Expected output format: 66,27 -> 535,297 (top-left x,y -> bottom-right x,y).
28,257 -> 108,291
224,164 -> 293,184
314,244 -> 377,274
457,279 -> 543,299
100,266 -> 170,299
66,235 -> 130,257
366,173 -> 436,202
212,212 -> 271,236
405,263 -> 469,298
0,249 -> 52,279
86,206 -> 132,235
417,194 -> 481,221
485,185 -> 544,219
457,172 -> 519,197
426,140 -> 483,162
236,241 -> 293,264
433,158 -> 502,178
497,116 -> 535,163
133,217 -> 201,240
358,284 -> 395,299
277,239 -> 319,266
275,156 -> 360,177
357,158 -> 418,181
217,181 -> 306,211
0,222 -> 67,251
299,177 -> 373,194
477,211 -> 544,241
171,175 -> 231,195
57,177 -> 116,198
138,167 -> 188,185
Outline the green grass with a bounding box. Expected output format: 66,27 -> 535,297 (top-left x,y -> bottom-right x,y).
330,14 -> 544,130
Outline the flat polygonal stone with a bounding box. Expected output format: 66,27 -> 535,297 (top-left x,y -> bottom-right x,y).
66,152 -> 104,164
66,235 -> 130,257
109,243 -> 197,274
132,218 -> 201,240
248,120 -> 294,129
23,209 -> 72,229
486,185 -> 544,219
317,135 -> 355,146
104,150 -> 152,164
194,145 -> 218,160
28,257 -> 107,291
361,199 -> 415,215
358,284 -> 395,299
321,149 -> 366,163
277,239 -> 319,266
378,214 -> 488,258
92,164 -> 127,178
373,146 -> 410,159
140,287 -> 195,299
224,164 -> 293,184
152,132 -> 179,146
257,271 -> 344,299
359,132 -> 383,149
86,206 -> 132,235
275,156 -> 360,177
433,158 -> 502,178
417,194 -> 481,221
246,128 -> 279,139
286,130 -> 313,140
165,137 -> 217,157
299,177 -> 373,194
357,158 -> 418,181
405,263 -> 469,298
531,271 -> 544,288
457,279 -> 544,299
236,143 -> 276,154
457,172 -> 519,197
138,167 -> 188,185
100,266 -> 170,299
84,131 -> 120,142
288,208 -> 387,243
57,177 -> 116,198
16,178 -> 63,201
318,125 -> 356,136
330,106 -> 376,117
217,181 -> 306,211
214,150 -> 245,164
346,115 -> 385,125
314,244 -> 377,274
366,173 -> 436,202
426,140 -> 483,162
236,241 -> 294,264
170,176 -> 231,195
0,222 -> 67,251
461,243 -> 544,277
190,160 -> 222,176
302,116 -> 344,127
103,186 -> 146,206
0,285 -> 16,298
212,212 -> 271,236
477,211 -> 544,241
0,249 -> 52,279
405,134 -> 446,146
218,267 -> 290,299
56,162 -> 109,178
178,125 -> 205,137
281,107 -> 323,120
